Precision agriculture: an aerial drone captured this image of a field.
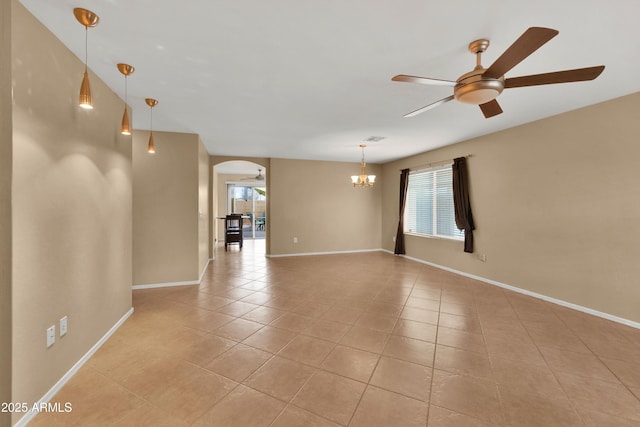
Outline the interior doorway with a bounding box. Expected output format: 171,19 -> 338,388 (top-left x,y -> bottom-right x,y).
227,183 -> 266,239
213,160 -> 268,250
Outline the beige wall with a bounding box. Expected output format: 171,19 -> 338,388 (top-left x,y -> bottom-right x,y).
133,130 -> 208,285
198,139 -> 210,273
1,1 -> 12,425
269,158 -> 382,255
382,92 -> 640,324
11,0 -> 133,415
210,156 -> 382,257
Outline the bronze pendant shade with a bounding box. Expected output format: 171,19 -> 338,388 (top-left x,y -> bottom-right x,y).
78,70 -> 93,109
147,131 -> 156,154
121,106 -> 131,135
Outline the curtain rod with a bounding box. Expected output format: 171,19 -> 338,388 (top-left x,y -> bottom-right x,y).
400,154 -> 472,172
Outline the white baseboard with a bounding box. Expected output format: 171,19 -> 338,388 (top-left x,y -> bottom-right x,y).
14,307 -> 134,427
132,259 -> 212,291
390,250 -> 640,330
199,258 -> 211,282
132,280 -> 199,290
267,248 -> 382,258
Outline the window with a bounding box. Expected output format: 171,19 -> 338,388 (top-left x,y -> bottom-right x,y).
404,165 -> 464,240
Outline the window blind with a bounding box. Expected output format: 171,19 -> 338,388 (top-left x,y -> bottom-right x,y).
405,166 -> 464,240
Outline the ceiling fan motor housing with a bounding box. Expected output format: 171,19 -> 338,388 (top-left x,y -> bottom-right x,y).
454,38 -> 504,105
454,67 -> 505,105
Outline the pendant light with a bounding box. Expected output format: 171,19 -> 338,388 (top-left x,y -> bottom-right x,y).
351,144 -> 376,187
145,98 -> 159,154
73,8 -> 99,109
117,64 -> 134,135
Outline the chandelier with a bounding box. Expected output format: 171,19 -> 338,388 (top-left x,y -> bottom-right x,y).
351,144 -> 376,187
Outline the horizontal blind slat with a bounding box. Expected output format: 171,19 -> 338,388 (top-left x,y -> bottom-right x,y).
404,166 -> 464,241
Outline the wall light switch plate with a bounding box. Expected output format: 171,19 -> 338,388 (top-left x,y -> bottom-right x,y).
60,316 -> 68,336
46,325 -> 56,348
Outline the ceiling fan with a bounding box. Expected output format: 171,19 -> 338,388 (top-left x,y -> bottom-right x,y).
241,168 -> 265,181
392,27 -> 605,118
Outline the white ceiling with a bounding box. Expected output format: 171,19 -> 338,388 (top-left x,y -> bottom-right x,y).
18,0 -> 640,164
216,160 -> 265,176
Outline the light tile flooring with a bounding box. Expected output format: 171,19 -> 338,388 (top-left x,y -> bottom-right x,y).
32,240 -> 640,426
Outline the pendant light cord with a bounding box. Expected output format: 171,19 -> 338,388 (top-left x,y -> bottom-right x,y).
84,27 -> 88,72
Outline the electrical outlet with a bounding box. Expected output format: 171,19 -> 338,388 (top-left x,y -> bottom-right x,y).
46,325 -> 56,348
60,316 -> 68,336
479,253 -> 487,262
392,235 -> 396,242
293,237 -> 298,243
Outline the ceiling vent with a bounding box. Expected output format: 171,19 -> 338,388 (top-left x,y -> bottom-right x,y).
364,136 -> 385,142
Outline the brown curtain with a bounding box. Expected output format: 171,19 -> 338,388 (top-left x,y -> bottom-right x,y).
452,157 -> 475,253
394,168 -> 410,255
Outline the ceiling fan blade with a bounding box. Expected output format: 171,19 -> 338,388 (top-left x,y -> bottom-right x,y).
504,65 -> 605,88
479,99 -> 503,118
484,27 -> 559,79
403,95 -> 455,118
392,74 -> 456,87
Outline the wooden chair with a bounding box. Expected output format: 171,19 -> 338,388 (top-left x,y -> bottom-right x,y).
224,214 -> 243,251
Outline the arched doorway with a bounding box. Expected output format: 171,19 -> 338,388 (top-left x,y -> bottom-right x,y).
213,160 -> 268,253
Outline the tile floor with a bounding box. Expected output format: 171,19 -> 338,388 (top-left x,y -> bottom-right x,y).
31,240 -> 640,426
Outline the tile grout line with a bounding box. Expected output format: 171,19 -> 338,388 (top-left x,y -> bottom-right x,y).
503,292 -> 588,425
424,280 -> 444,427
343,275 -> 417,427
472,287 -> 508,426
347,279 -> 435,425
546,306 -> 640,415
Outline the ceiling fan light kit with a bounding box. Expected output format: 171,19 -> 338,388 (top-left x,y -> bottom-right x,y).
393,27 -> 605,119
454,72 -> 504,105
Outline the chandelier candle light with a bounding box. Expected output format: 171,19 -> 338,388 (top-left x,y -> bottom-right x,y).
117,64 -> 135,135
351,144 -> 376,187
145,98 -> 158,154
73,8 -> 99,109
